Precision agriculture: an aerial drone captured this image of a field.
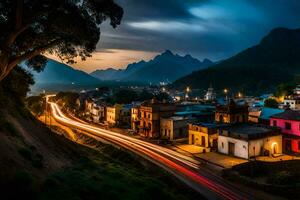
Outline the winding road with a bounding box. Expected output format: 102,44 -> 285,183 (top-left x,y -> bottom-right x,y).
49,102 -> 254,200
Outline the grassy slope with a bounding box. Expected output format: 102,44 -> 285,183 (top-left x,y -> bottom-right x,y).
0,108 -> 204,200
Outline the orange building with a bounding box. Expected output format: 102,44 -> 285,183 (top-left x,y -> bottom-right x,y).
139,99 -> 176,138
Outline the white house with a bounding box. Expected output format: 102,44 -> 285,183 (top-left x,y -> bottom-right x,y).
283,99 -> 300,110
218,124 -> 282,159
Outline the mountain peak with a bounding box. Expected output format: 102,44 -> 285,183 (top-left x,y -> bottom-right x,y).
161,49 -> 174,56
202,58 -> 213,64
184,54 -> 192,59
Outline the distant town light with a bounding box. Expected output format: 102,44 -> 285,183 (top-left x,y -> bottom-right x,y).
224,88 -> 228,94
186,87 -> 190,93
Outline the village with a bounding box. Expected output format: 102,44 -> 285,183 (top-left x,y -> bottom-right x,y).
49,84 -> 300,169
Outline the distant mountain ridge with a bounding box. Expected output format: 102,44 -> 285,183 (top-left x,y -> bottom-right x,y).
30,59 -> 100,85
172,27 -> 300,95
90,50 -> 213,83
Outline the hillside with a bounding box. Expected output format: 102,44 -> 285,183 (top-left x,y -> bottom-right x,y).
172,28 -> 300,95
90,50 -> 213,83
0,67 -> 202,200
0,101 -> 201,199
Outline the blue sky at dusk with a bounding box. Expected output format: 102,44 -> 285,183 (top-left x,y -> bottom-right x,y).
66,0 -> 300,72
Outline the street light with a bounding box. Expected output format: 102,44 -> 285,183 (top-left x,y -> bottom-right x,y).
238,92 -> 242,98
224,88 -> 228,101
186,87 -> 190,93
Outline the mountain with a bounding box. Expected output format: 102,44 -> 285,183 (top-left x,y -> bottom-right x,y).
172,27 -> 300,95
90,50 -> 213,83
90,60 -> 147,81
31,59 -> 101,85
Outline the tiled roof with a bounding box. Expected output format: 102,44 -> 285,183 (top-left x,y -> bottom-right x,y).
271,109 -> 300,121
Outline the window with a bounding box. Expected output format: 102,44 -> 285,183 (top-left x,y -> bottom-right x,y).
201,136 -> 205,146
273,120 -> 277,127
298,141 -> 300,150
221,142 -> 224,148
285,122 -> 291,130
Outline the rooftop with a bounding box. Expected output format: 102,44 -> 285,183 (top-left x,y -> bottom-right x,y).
219,124 -> 280,141
271,109 -> 300,121
260,107 -> 284,120
190,122 -> 219,128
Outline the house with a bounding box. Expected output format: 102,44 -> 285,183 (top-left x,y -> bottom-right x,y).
218,124 -> 282,159
91,101 -> 106,123
139,99 -> 176,138
119,104 -> 132,127
160,116 -> 195,141
85,98 -> 94,114
283,85 -> 300,110
106,104 -> 123,126
249,107 -> 284,124
283,99 -> 300,110
131,106 -> 140,132
270,109 -> 300,155
188,122 -> 219,152
215,99 -> 249,124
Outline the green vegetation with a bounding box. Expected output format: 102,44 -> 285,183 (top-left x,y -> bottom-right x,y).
275,82 -> 296,97
40,156 -> 198,200
264,98 -> 279,108
225,160 -> 300,199
107,89 -> 170,104
54,92 -> 80,111
26,95 -> 46,117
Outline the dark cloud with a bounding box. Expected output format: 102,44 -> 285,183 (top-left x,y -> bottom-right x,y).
99,0 -> 300,61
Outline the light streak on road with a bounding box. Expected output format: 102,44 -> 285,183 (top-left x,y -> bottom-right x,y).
49,102 -> 251,200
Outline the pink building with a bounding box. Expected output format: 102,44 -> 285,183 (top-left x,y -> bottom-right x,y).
270,109 -> 300,154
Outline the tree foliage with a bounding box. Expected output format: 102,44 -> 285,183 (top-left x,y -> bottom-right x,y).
0,0 -> 123,81
26,95 -> 45,116
264,98 -> 279,108
275,83 -> 296,97
0,66 -> 34,107
54,92 -> 80,111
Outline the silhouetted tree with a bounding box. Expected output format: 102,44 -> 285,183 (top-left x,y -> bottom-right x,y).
0,0 -> 123,81
155,92 -> 171,102
26,95 -> 45,116
264,98 -> 279,108
0,66 -> 34,106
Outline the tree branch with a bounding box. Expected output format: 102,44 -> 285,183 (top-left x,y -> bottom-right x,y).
5,40 -> 61,77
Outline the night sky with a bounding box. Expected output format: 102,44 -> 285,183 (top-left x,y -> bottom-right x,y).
65,0 -> 300,72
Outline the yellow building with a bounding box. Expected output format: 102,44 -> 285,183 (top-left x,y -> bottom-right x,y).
106,104 -> 123,126
131,106 -> 140,132
188,123 -> 218,152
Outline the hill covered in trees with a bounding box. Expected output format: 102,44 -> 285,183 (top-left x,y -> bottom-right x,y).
172,28 -> 300,95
